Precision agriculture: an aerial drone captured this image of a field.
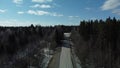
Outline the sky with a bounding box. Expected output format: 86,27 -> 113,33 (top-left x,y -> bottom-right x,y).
0,0 -> 120,26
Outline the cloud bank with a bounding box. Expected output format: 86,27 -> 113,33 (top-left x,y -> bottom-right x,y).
0,9 -> 6,13
32,0 -> 53,3
31,4 -> 51,8
13,0 -> 23,4
101,0 -> 120,15
27,10 -> 63,17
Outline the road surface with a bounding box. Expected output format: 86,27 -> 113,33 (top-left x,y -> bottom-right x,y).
59,46 -> 73,68
59,33 -> 73,68
48,33 -> 74,68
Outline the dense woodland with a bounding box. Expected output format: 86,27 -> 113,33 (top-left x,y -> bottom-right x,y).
0,17 -> 120,68
0,24 -> 64,68
71,17 -> 120,68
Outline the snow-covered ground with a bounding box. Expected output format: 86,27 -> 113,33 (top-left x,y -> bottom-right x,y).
3,40 -> 54,68
71,47 -> 82,68
41,48 -> 53,68
64,33 -> 71,38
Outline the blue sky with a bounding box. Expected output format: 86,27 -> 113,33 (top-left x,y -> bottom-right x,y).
0,0 -> 120,26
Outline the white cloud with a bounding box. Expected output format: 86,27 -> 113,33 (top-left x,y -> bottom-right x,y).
27,10 -> 37,15
0,19 -> 33,26
85,7 -> 91,10
69,16 -> 74,18
0,9 -> 6,13
101,0 -> 120,10
68,16 -> 80,23
17,11 -> 24,14
31,4 -> 51,8
27,10 -> 63,17
32,0 -> 53,3
27,10 -> 49,15
13,0 -> 23,4
68,16 -> 79,18
35,10 -> 49,15
112,9 -> 120,15
90,17 -> 97,20
52,13 -> 63,17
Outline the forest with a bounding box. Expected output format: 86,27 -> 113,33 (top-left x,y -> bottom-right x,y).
0,24 -> 65,68
0,17 -> 120,68
71,17 -> 120,68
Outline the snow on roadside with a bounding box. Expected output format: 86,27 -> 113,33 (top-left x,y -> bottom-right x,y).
71,47 -> 82,68
64,32 -> 82,68
40,48 -> 53,68
64,33 -> 71,38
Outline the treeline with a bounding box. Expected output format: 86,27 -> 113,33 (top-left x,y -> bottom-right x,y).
0,24 -> 66,55
0,24 -> 67,68
0,25 -> 44,55
71,17 -> 120,68
54,25 -> 78,46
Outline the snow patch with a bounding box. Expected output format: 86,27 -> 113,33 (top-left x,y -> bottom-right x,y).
71,47 -> 82,68
41,48 -> 53,68
64,33 -> 71,38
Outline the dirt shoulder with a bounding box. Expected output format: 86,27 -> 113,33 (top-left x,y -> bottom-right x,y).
47,47 -> 61,68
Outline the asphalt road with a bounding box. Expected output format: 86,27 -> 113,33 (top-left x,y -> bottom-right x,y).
59,33 -> 73,68
59,46 -> 73,68
48,33 -> 73,68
